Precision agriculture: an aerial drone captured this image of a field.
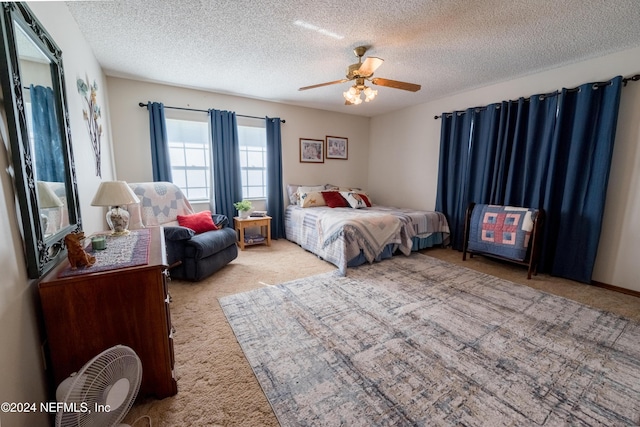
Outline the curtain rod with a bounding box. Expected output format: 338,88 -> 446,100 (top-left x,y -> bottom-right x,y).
138,102 -> 285,123
433,73 -> 640,119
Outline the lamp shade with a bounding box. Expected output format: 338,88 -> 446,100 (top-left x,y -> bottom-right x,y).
91,181 -> 139,207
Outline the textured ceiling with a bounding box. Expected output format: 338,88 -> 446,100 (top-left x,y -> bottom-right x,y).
65,0 -> 640,117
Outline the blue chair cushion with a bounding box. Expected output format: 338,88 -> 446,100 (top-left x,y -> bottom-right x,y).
184,227 -> 237,260
164,226 -> 196,241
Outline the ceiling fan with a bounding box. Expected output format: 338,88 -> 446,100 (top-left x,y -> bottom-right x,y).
298,46 -> 421,105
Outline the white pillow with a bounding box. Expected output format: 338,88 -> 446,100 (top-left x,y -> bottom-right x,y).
297,185 -> 325,193
340,191 -> 371,209
296,185 -> 326,205
299,191 -> 326,208
287,184 -> 323,205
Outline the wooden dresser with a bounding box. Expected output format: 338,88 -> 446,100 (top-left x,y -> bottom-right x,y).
38,227 -> 177,399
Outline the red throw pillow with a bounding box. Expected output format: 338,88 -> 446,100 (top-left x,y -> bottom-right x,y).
321,191 -> 349,208
177,210 -> 218,234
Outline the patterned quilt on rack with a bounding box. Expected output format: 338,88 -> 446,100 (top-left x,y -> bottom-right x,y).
285,205 -> 450,275
467,204 -> 538,261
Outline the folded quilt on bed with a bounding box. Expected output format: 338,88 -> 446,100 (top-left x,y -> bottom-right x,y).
467,204 -> 537,261
318,210 -> 402,264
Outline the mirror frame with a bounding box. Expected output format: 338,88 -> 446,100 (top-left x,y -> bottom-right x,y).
0,2 -> 81,278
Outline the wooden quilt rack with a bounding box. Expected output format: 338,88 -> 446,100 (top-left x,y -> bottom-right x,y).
462,202 -> 545,279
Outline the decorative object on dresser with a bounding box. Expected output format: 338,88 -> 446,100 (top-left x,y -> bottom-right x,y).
91,235 -> 107,251
55,345 -> 141,427
234,216 -> 272,250
462,202 -> 545,279
63,232 -> 96,270
91,181 -> 140,235
127,182 -> 238,281
39,227 -> 177,399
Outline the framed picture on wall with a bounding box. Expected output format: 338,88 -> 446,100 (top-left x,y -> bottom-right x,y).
326,136 -> 348,160
300,138 -> 324,163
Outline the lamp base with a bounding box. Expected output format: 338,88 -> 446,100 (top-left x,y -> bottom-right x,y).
106,206 -> 130,236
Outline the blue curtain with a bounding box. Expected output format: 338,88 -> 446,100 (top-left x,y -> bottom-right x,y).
147,102 -> 172,182
546,78 -> 622,282
435,109 -> 473,250
496,96 -> 559,207
31,85 -> 64,182
209,109 -> 242,221
265,117 -> 285,239
466,103 -> 505,206
436,76 -> 622,283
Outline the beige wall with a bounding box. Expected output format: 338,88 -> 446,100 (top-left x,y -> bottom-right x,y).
107,77 -> 371,204
0,3 -> 116,426
369,45 -> 640,292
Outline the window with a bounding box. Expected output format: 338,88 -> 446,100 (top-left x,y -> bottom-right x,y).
166,119 -> 210,201
166,119 -> 267,201
238,125 -> 267,199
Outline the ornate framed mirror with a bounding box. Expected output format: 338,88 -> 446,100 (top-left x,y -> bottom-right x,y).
0,2 -> 81,278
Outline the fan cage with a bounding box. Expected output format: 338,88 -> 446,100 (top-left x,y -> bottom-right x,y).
55,345 -> 142,427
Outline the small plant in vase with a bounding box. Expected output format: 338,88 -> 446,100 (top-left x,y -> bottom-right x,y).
234,200 -> 252,218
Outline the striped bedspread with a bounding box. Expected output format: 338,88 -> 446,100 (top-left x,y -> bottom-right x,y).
285,205 -> 450,275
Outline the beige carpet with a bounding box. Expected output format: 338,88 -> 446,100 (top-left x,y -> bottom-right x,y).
123,240 -> 640,426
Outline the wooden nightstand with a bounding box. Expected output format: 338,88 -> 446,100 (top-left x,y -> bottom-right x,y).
234,216 -> 272,250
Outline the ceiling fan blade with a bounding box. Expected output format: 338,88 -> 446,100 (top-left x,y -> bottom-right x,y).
371,77 -> 421,92
299,79 -> 349,91
358,57 -> 384,76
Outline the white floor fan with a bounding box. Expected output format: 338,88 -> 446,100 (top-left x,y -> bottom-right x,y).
55,345 -> 142,427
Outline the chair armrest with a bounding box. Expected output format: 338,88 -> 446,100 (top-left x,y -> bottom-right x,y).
212,214 -> 230,228
164,226 -> 196,241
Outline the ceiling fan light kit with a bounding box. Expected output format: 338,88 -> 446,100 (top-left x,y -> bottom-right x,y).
300,46 -> 420,106
343,80 -> 377,105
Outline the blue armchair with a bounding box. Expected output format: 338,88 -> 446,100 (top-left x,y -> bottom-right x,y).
127,182 -> 238,281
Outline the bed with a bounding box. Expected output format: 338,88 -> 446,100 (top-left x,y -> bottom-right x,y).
284,187 -> 450,274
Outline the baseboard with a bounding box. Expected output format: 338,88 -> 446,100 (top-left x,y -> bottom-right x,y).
591,280 -> 640,298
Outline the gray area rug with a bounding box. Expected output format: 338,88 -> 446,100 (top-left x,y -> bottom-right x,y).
219,254 -> 640,426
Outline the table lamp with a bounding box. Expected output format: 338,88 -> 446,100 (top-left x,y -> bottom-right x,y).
91,181 -> 140,235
